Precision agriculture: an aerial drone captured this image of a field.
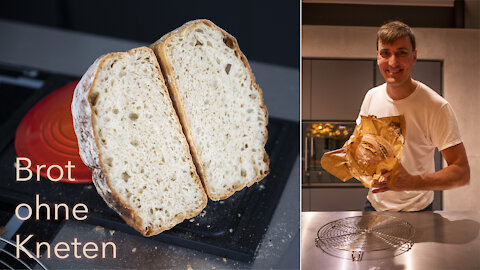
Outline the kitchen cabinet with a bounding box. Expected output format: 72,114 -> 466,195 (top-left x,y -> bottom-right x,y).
302,60 -> 312,119
302,187 -> 311,211
303,188 -> 369,211
310,59 -> 374,121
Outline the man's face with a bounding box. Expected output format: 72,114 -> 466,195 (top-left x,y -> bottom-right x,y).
377,36 -> 417,87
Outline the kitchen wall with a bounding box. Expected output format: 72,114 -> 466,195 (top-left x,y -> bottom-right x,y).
303,25 -> 480,211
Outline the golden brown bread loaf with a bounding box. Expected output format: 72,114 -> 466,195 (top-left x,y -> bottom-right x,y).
321,115 -> 405,188
352,134 -> 394,176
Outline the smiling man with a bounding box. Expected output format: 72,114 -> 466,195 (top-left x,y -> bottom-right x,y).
357,21 -> 470,212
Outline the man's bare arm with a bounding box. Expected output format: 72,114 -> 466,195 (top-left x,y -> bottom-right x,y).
373,143 -> 470,192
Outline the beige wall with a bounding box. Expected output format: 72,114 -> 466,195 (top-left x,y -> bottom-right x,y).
303,25 -> 480,211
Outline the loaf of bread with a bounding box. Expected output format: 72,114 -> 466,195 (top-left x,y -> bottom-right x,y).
151,20 -> 269,200
71,47 -> 207,236
352,134 -> 394,176
321,115 -> 405,188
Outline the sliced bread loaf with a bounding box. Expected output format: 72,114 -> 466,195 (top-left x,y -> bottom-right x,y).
71,47 -> 207,236
151,20 -> 269,200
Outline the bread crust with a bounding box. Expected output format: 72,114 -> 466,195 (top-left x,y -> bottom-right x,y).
353,134 -> 394,175
72,47 -> 207,236
150,19 -> 270,201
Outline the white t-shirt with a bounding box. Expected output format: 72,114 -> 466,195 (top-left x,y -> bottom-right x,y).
356,81 -> 462,211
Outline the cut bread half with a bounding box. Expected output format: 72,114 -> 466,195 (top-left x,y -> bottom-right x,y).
71,47 -> 207,236
151,20 -> 270,201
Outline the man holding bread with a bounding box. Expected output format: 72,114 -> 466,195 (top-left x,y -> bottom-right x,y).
357,21 -> 470,211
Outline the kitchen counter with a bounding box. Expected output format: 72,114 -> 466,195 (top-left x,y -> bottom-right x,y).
302,211 -> 480,270
0,19 -> 300,269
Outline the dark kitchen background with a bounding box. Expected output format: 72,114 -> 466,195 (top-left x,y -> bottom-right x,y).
302,0 -> 480,212
0,0 -> 299,68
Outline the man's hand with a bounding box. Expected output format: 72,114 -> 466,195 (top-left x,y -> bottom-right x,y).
371,172 -> 390,193
371,165 -> 417,193
371,143 -> 470,193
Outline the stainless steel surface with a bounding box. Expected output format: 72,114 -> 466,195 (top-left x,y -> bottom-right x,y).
316,214 -> 414,252
302,211 -> 480,269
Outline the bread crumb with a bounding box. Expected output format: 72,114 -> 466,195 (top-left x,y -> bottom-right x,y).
87,185 -> 93,189
190,218 -> 195,222
109,230 -> 115,236
223,258 -> 227,263
204,257 -> 207,261
237,213 -> 241,217
200,210 -> 206,217
206,225 -> 211,228
187,264 -> 193,270
219,201 -> 224,204
95,226 -> 104,231
229,228 -> 233,233
132,248 -> 137,253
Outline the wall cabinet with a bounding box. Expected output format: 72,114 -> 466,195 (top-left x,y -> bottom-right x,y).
311,59 -> 373,121
302,60 -> 312,120
302,188 -> 369,211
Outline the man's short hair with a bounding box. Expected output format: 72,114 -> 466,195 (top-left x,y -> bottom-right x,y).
377,21 -> 416,51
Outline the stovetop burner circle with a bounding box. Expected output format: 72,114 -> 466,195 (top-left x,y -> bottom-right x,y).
14,80 -> 92,183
